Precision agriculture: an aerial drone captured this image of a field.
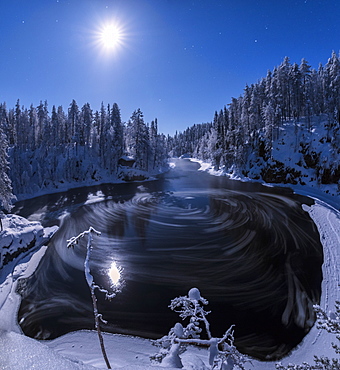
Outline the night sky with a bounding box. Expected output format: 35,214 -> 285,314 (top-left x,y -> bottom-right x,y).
1,0 -> 340,135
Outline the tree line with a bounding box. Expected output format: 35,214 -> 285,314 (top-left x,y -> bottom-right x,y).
169,52 -> 340,186
0,100 -> 168,206
2,52 -> 340,210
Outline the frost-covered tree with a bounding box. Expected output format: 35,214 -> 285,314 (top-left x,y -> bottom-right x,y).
206,127 -> 222,170
37,100 -> 49,147
262,101 -> 277,158
50,105 -> 59,148
151,288 -> 250,369
28,104 -> 38,149
149,119 -> 158,169
99,102 -> 110,170
126,108 -> 150,170
67,227 -> 116,369
0,123 -> 13,212
80,102 -> 93,148
325,52 -> 340,122
111,102 -> 124,173
68,99 -> 80,145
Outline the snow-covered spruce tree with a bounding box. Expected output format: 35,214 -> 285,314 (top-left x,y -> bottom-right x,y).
276,301 -> 340,370
151,287 -> 250,369
126,108 -> 150,171
0,120 -> 14,218
67,227 -> 116,369
111,102 -> 124,173
149,118 -> 169,171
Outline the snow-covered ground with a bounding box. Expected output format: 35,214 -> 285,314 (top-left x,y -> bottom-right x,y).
0,174 -> 339,368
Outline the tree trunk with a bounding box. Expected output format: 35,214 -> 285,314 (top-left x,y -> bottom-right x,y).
90,284 -> 111,369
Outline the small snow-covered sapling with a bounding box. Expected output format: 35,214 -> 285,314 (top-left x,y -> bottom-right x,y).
151,287 -> 250,369
67,226 -> 114,369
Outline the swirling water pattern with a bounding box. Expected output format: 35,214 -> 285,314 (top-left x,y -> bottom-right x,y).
16,159 -> 323,360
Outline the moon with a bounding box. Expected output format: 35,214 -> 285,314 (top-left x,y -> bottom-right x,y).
97,22 -> 124,52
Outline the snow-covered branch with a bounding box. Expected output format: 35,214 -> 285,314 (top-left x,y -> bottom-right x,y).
67,227 -> 111,369
151,287 -> 250,369
66,226 -> 101,248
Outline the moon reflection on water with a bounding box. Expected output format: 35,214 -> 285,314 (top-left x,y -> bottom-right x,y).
108,261 -> 122,286
15,161 -> 323,361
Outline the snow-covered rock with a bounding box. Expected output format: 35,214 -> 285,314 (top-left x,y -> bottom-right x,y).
0,215 -> 57,335
0,214 -> 55,269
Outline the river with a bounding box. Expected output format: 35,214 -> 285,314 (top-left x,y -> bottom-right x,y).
14,159 -> 323,361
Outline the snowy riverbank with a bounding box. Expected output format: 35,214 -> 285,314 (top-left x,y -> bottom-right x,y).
0,214 -> 57,269
190,114 -> 340,210
0,183 -> 339,369
14,165 -> 169,202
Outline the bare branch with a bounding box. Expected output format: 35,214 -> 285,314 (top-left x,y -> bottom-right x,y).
67,226 -> 101,248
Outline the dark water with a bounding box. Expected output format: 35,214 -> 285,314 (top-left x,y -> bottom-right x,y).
14,159 -> 323,361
